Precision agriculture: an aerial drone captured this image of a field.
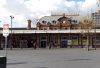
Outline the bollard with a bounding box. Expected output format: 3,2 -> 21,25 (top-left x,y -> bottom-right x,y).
0,56 -> 6,68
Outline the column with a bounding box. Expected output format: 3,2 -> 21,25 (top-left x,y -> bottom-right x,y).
79,34 -> 82,48
89,34 -> 93,49
36,33 -> 40,48
47,33 -> 49,47
78,34 -> 80,48
58,33 -> 60,48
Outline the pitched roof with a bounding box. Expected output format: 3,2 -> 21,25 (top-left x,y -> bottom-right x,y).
39,15 -> 84,24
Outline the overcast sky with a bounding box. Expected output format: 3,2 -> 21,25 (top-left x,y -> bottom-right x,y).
0,0 -> 99,28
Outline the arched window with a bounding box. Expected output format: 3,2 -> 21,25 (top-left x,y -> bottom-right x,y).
63,21 -> 66,23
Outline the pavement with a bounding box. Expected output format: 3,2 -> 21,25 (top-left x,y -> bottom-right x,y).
0,48 -> 100,68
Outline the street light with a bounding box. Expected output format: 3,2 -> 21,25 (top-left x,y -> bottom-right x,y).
10,15 -> 14,50
93,16 -> 97,50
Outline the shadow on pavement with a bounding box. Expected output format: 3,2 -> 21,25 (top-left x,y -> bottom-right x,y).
67,58 -> 92,61
7,61 -> 27,65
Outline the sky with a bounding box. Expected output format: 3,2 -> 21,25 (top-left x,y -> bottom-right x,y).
0,0 -> 99,28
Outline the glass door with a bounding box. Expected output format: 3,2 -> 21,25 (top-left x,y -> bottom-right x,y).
61,36 -> 68,48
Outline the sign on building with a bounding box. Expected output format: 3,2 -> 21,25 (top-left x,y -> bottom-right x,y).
3,24 -> 9,37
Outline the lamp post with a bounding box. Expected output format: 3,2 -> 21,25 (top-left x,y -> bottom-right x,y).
10,16 -> 14,50
92,15 -> 96,50
93,16 -> 97,50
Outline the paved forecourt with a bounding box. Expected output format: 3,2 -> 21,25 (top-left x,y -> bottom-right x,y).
0,48 -> 100,68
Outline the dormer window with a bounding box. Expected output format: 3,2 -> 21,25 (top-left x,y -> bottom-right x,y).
42,21 -> 44,23
68,19 -> 71,23
73,20 -> 77,24
42,20 -> 46,24
52,20 -> 56,24
47,22 -> 51,26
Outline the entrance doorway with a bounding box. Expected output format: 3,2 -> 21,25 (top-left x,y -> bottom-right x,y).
61,36 -> 68,48
61,41 -> 67,48
40,36 -> 47,48
41,41 -> 47,48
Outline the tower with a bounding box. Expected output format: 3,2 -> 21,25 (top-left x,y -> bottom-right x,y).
27,19 -> 31,29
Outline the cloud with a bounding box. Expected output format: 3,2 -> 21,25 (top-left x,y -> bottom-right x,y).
0,0 -> 99,28
81,0 -> 98,15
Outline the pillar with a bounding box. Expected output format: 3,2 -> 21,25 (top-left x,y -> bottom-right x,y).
27,19 -> 31,29
36,33 -> 40,48
89,34 -> 93,48
58,33 -> 60,48
47,33 -> 49,47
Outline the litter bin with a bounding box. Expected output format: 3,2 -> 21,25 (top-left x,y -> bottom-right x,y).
0,56 -> 6,68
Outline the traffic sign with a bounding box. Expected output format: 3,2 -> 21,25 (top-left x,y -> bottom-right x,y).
3,24 -> 9,37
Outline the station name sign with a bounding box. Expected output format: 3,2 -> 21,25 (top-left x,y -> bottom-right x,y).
51,12 -> 79,16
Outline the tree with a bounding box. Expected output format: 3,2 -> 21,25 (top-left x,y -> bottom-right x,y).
79,19 -> 95,51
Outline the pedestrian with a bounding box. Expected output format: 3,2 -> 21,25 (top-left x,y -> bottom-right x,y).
49,41 -> 54,49
33,42 -> 37,49
49,42 -> 51,49
51,41 -> 54,48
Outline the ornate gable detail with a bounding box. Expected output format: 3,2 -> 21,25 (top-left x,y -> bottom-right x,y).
58,16 -> 71,27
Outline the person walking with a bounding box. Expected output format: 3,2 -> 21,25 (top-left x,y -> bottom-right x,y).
49,41 -> 54,49
33,41 -> 37,50
49,42 -> 51,49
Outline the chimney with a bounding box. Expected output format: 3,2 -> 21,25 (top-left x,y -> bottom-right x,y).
27,19 -> 31,29
63,13 -> 65,17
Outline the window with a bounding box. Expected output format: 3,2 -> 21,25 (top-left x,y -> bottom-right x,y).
93,37 -> 100,45
72,20 -> 77,24
71,36 -> 78,45
51,27 -> 57,30
63,21 -> 66,23
65,28 -> 68,29
42,21 -> 44,23
62,36 -> 68,40
52,20 -> 56,24
42,20 -> 46,24
72,36 -> 78,39
44,28 -> 47,30
41,37 -> 46,40
54,28 -> 57,30
42,27 -> 47,30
